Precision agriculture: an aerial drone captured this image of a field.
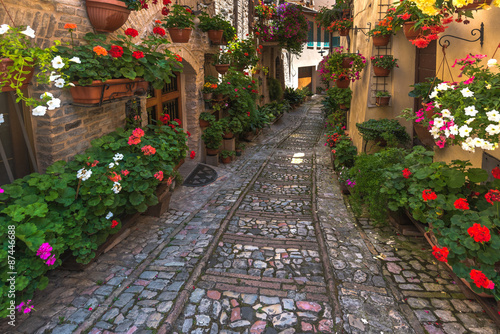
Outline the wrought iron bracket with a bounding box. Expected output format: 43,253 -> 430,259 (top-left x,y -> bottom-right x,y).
439,22 -> 484,48
354,22 -> 371,42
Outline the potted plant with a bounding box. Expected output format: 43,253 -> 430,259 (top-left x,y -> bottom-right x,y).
368,16 -> 395,47
227,36 -> 260,71
201,120 -> 224,155
235,142 -> 246,156
202,75 -> 217,100
371,55 -> 398,77
220,19 -> 237,45
213,49 -> 231,75
199,111 -> 215,128
220,150 -> 236,163
335,73 -> 350,89
322,47 -> 367,84
375,91 -> 391,106
327,86 -> 352,109
327,18 -> 353,36
356,118 -> 410,147
57,25 -> 182,104
198,13 -> 229,44
0,24 -> 70,114
274,3 -> 309,55
162,4 -> 195,43
86,0 -> 133,33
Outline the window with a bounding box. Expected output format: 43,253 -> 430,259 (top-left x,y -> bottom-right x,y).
307,21 -> 314,47
317,25 -> 322,48
146,73 -> 182,124
324,30 -> 330,48
331,36 -> 341,48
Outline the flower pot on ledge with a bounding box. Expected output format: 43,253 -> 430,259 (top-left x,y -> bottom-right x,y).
207,29 -> 224,44
86,0 -> 131,33
373,66 -> 391,77
0,58 -> 34,92
372,35 -> 390,47
168,27 -> 192,43
376,96 -> 390,106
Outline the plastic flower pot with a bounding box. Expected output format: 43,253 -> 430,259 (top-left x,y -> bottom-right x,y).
336,78 -> 350,89
342,57 -> 354,68
339,28 -> 350,36
373,66 -> 391,77
215,64 -> 230,75
403,21 -> 421,41
372,35 -> 390,47
207,30 -> 224,44
86,0 -> 131,33
168,27 -> 192,43
0,58 -> 34,92
375,96 -> 390,106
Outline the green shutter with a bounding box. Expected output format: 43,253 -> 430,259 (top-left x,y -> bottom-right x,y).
317,25 -> 321,47
307,21 -> 313,47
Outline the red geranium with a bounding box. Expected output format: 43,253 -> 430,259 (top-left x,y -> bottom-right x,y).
186,131 -> 191,137
432,245 -> 449,263
190,151 -> 196,159
160,113 -> 170,125
492,167 -> 500,179
175,54 -> 182,62
454,198 -> 469,210
132,128 -> 145,138
422,189 -> 437,202
485,189 -> 500,205
162,7 -> 170,15
132,51 -> 144,59
109,45 -> 124,58
108,172 -> 122,183
154,171 -> 164,181
125,28 -> 139,37
153,27 -> 166,36
470,269 -> 495,289
173,118 -> 181,126
163,0 -> 171,4
402,168 -> 411,179
111,220 -> 119,228
141,145 -> 156,156
121,170 -> 130,176
467,223 -> 491,243
128,135 -> 141,145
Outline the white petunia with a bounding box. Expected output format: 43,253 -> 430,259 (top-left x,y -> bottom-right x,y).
472,137 -> 484,148
111,182 -> 122,194
54,78 -> 65,88
32,105 -> 47,116
0,24 -> 9,34
47,98 -> 61,110
49,72 -> 61,82
69,57 -> 81,64
109,162 -> 115,169
21,26 -> 35,38
486,124 -> 500,136
51,56 -> 65,69
77,168 -> 92,181
458,125 -> 472,138
462,141 -> 474,152
465,118 -> 475,125
40,92 -> 53,99
433,117 -> 444,128
428,90 -> 438,99
486,110 -> 500,122
436,82 -> 450,91
449,125 -> 459,136
441,109 -> 451,118
487,59 -> 498,67
430,127 -> 441,139
106,212 -> 113,220
464,106 -> 478,117
461,87 -> 474,98
0,113 -> 4,124
113,153 -> 124,162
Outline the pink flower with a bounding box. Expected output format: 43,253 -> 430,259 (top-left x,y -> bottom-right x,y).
464,76 -> 475,85
46,255 -> 56,266
154,171 -> 164,181
436,140 -> 446,148
132,128 -> 145,138
16,302 -> 25,312
0,187 -> 4,193
234,88 -> 238,92
37,243 -> 52,260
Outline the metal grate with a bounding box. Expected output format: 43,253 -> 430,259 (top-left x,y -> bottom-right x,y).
163,98 -> 180,120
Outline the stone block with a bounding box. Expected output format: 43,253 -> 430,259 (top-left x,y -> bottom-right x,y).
206,154 -> 219,167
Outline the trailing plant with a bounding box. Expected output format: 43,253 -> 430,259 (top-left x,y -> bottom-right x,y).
320,47 -> 367,82
356,119 -> 410,147
274,3 -> 309,55
327,18 -> 353,33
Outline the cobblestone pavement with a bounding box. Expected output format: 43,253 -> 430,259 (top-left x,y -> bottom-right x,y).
2,98 -> 498,334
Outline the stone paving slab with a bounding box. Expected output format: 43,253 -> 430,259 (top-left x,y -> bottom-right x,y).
226,215 -> 316,240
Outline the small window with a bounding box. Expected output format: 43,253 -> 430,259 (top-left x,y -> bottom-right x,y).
324,30 -> 330,48
316,25 -> 322,48
307,21 -> 314,47
331,36 -> 341,48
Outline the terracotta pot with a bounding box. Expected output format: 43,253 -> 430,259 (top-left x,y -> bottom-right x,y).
403,21 -> 421,41
207,29 -> 224,44
339,104 -> 349,110
86,0 -> 131,33
213,93 -> 224,100
221,156 -> 232,164
223,132 -> 234,139
339,28 -> 350,36
202,92 -> 213,100
414,123 -> 436,147
342,57 -> 354,68
168,27 -> 192,43
372,35 -> 390,47
215,64 -> 230,75
376,96 -> 391,106
206,147 -> 219,156
199,119 -> 210,128
70,78 -> 147,104
0,58 -> 34,92
373,66 -> 391,77
336,78 -> 350,88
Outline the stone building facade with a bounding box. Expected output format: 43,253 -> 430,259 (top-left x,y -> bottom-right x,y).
0,0 -> 252,183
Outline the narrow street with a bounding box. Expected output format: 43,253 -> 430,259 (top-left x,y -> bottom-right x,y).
4,98 -> 498,334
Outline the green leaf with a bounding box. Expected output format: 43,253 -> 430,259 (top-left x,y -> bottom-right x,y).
129,192 -> 145,206
467,168 -> 489,183
442,169 -> 465,188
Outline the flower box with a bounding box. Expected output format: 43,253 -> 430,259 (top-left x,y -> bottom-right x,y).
145,182 -> 174,218
0,58 -> 34,92
70,78 -> 148,105
86,0 -> 131,33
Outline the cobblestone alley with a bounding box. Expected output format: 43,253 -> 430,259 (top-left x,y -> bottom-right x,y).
2,98 -> 498,334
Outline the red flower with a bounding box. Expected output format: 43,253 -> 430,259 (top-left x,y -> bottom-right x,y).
111,220 -> 119,228
454,198 -> 469,210
160,113 -> 170,125
141,145 -> 156,155
132,51 -> 144,59
125,28 -> 139,37
247,112 -> 250,117
485,189 -> 500,205
132,128 -> 145,138
162,7 -> 170,15
470,269 -> 495,289
402,168 -> 411,179
412,38 -> 430,48
468,223 -> 491,243
190,150 -> 196,159
186,131 -> 191,137
128,135 -> 141,145
155,20 -> 162,24
244,53 -> 249,56
121,170 -> 130,176
422,189 -> 437,202
397,13 -> 411,20
108,172 -> 122,182
154,170 -> 164,181
432,245 -> 449,263
492,167 -> 500,179
109,45 -> 124,58
442,17 -> 453,24
163,0 -> 171,4
175,54 -> 182,62
173,118 -> 181,126
153,27 -> 166,36
64,23 -> 77,30
185,7 -> 192,13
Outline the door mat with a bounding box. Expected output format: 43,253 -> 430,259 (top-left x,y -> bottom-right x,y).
182,163 -> 218,187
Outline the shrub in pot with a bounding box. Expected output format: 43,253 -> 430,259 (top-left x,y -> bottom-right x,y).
356,118 -> 410,148
371,55 -> 398,77
202,120 -> 224,154
161,4 -> 195,43
199,111 -> 215,128
220,149 -> 236,163
198,13 -> 231,44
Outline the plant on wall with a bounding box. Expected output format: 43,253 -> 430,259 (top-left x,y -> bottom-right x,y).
321,46 -> 367,82
274,3 -> 309,55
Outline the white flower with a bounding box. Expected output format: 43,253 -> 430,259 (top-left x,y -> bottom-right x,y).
464,106 -> 478,117
465,118 -> 475,125
113,153 -> 124,162
77,168 -> 92,181
69,82 -> 75,87
111,182 -> 122,194
49,72 -> 61,82
433,117 -> 444,129
47,98 -> 61,110
40,92 -> 53,99
21,26 -> 35,38
486,83 -> 492,90
69,57 -> 81,64
109,162 -> 115,169
461,87 -> 474,98
0,113 -> 4,124
0,24 -> 9,34
430,127 -> 441,139
459,125 -> 472,138
428,90 -> 438,99
32,105 -> 47,116
106,212 -> 113,220
472,137 -> 484,148
441,109 -> 451,118
487,110 -> 500,122
51,56 -> 65,69
486,124 -> 500,136
436,83 -> 450,91
449,125 -> 459,136
461,141 -> 474,152
434,102 -> 440,108
487,59 -> 497,67
54,78 -> 65,88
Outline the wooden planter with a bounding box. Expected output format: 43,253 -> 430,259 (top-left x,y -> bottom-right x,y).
215,64 -> 230,75
372,35 -> 390,47
339,28 -> 350,36
145,181 -> 173,217
403,21 -> 421,41
376,96 -> 391,106
373,66 -> 391,77
342,57 -> 354,68
86,0 -> 131,33
207,30 -> 224,44
221,156 -> 232,164
70,78 -> 148,104
336,78 -> 350,88
168,27 -> 192,43
0,58 -> 34,92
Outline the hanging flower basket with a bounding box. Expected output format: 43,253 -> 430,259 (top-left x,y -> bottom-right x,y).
168,27 -> 192,43
372,35 -> 390,47
207,30 -> 224,44
339,28 -> 350,36
342,57 -> 354,68
215,64 -> 230,75
403,22 -> 421,41
0,58 -> 34,92
199,119 -> 210,128
376,96 -> 391,106
70,78 -> 147,104
373,66 -> 391,77
86,0 -> 131,33
336,78 -> 350,89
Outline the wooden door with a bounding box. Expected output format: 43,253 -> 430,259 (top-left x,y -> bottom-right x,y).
146,72 -> 182,124
414,40 -> 436,111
